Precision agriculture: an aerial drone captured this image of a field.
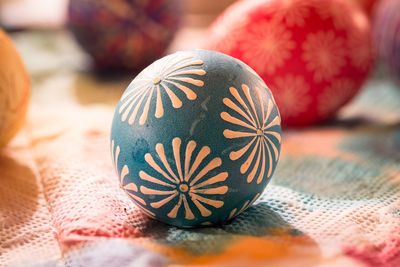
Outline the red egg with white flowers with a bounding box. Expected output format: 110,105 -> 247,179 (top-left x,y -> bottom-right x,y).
204,0 -> 374,127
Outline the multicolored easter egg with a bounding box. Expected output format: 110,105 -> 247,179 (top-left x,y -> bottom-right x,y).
111,50 -> 282,227
68,0 -> 182,72
373,0 -> 400,79
0,29 -> 30,148
204,0 -> 374,127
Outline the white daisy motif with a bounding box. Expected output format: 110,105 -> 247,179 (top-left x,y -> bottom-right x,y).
221,84 -> 281,184
272,74 -> 311,119
317,79 -> 356,118
269,0 -> 311,27
228,193 -> 260,220
111,140 -> 155,218
139,137 -> 228,220
302,31 -> 346,83
118,54 -> 206,125
240,20 -> 295,75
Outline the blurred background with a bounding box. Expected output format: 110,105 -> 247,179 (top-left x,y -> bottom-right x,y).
0,0 -> 237,28
0,0 -> 398,118
0,0 -> 238,106
1,0 -> 400,171
0,0 -> 236,53
0,0 -> 396,113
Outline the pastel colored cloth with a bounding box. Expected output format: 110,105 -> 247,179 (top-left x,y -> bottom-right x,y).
1,31 -> 400,267
17,239 -> 166,267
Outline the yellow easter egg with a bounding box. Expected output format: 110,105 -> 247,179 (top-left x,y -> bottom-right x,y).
0,29 -> 30,148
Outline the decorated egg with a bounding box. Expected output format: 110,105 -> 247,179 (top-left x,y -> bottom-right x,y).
0,29 -> 30,148
350,0 -> 377,15
204,0 -> 374,127
111,50 -> 282,227
373,0 -> 400,79
68,0 -> 182,72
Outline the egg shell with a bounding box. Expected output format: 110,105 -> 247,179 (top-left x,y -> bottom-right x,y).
0,29 -> 30,148
350,0 -> 377,15
204,0 -> 374,127
111,50 -> 282,227
373,0 -> 400,79
68,0 -> 182,72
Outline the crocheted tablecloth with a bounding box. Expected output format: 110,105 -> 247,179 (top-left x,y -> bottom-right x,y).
1,30 -> 400,267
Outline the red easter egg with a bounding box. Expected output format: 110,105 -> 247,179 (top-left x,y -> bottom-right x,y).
373,0 -> 400,79
204,0 -> 374,127
349,0 -> 378,15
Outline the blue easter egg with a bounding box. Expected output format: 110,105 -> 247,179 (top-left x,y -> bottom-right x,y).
111,50 -> 281,227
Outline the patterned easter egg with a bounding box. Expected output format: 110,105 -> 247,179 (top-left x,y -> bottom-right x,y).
111,50 -> 282,227
0,29 -> 30,148
373,0 -> 400,79
204,0 -> 374,127
68,0 -> 182,72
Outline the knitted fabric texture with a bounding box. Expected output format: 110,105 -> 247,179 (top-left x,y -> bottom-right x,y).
1,31 -> 400,267
16,238 -> 166,267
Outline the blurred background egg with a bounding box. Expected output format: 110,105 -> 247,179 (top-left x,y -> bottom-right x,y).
349,0 -> 378,16
373,0 -> 400,80
0,29 -> 30,148
67,0 -> 183,73
204,0 -> 374,127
